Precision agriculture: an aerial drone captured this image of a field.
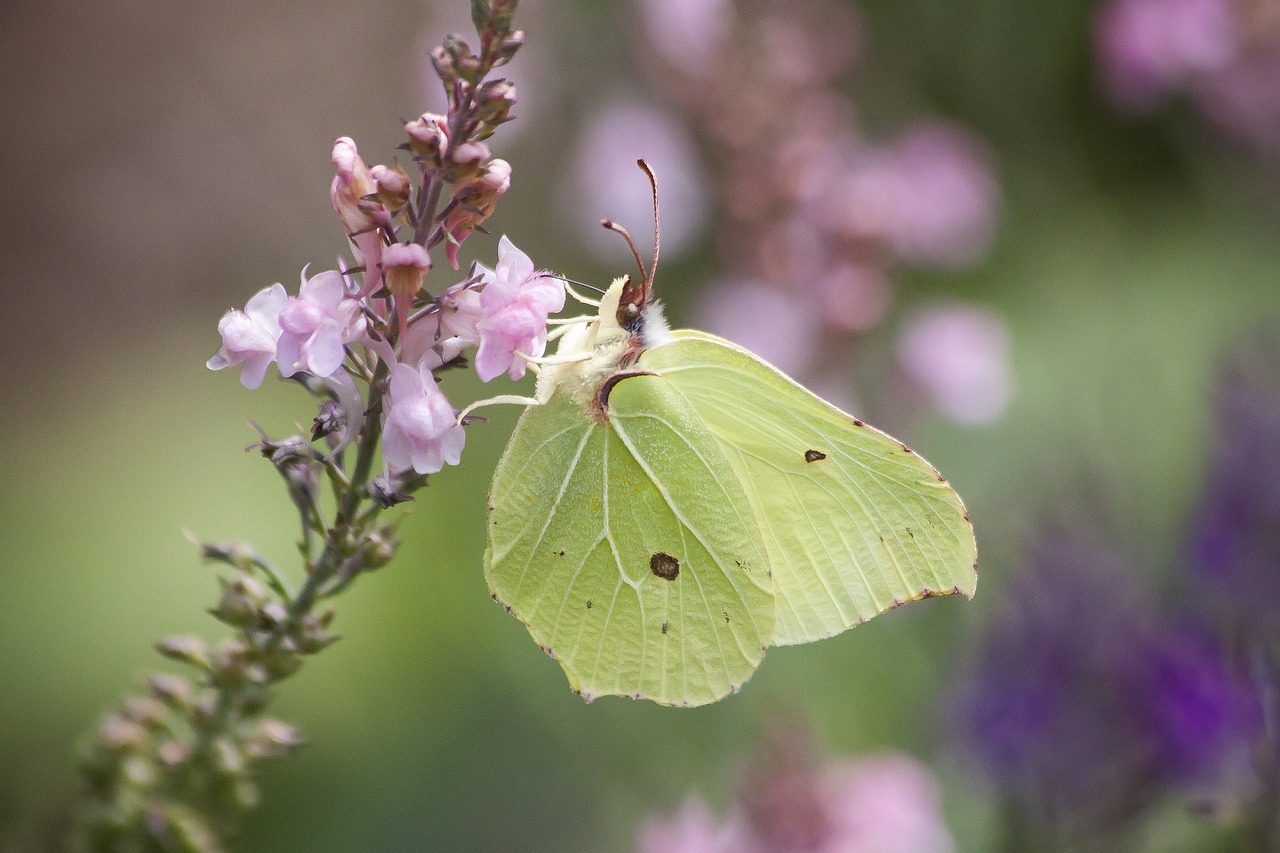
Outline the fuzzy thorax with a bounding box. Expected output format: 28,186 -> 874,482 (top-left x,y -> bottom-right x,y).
536,277 -> 671,410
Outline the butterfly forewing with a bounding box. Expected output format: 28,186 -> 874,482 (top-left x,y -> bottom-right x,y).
640,331 -> 977,646
485,377 -> 774,706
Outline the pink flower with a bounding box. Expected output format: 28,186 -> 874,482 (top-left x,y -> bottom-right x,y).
1094,0 -> 1236,111
896,302 -> 1013,426
276,268 -> 364,379
817,753 -> 955,853
381,362 -> 466,475
471,236 -> 565,382
207,283 -> 288,389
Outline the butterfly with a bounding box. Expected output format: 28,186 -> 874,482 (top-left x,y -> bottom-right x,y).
484,162 -> 976,707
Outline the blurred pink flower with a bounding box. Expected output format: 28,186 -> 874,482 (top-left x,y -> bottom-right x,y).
1095,0 -> 1236,111
276,268 -> 364,379
896,302 -> 1013,426
816,126 -> 997,269
472,235 -> 565,382
635,0 -> 733,77
565,99 -> 710,263
636,797 -> 750,853
207,283 -> 288,389
693,277 -> 820,378
817,754 -> 955,853
883,124 -> 999,268
381,361 -> 465,475
637,751 -> 955,853
1193,44 -> 1280,150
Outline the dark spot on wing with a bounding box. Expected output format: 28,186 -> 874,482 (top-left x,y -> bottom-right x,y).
557,550 -> 565,557
661,622 -> 669,634
804,449 -> 827,463
586,600 -> 593,609
906,527 -> 914,539
650,552 -> 680,580
723,611 -> 730,624
900,442 -> 914,454
852,418 -> 865,427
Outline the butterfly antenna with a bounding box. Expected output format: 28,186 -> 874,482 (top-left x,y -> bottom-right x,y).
548,274 -> 606,295
601,218 -> 647,286
637,159 -> 659,297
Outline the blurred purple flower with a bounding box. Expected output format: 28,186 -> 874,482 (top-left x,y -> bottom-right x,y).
1132,628 -> 1264,810
953,540 -> 1162,834
564,98 -> 710,264
1189,348 -> 1280,637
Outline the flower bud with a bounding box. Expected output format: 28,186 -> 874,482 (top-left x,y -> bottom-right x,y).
496,29 -> 525,65
429,45 -> 456,84
296,612 -> 340,654
370,162 -> 411,216
122,696 -> 169,729
330,137 -> 383,235
156,739 -> 191,768
147,673 -> 193,712
211,573 -> 267,628
212,737 -> 246,776
363,526 -> 399,569
99,714 -> 149,751
445,141 -> 491,183
156,636 -> 211,672
476,79 -> 517,125
259,600 -> 290,631
405,113 -> 450,161
243,718 -> 305,759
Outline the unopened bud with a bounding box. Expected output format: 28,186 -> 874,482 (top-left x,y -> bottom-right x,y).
259,600 -> 289,631
363,526 -> 399,569
147,673 -> 194,711
476,79 -> 517,125
330,137 -> 382,234
99,714 -> 149,751
123,696 -> 169,729
405,113 -> 450,161
212,573 -> 267,628
445,141 -> 491,182
296,613 -> 340,654
497,29 -> 525,65
212,737 -> 246,776
477,158 -> 512,193
370,162 -> 411,213
157,739 -> 191,768
156,636 -> 211,671
244,718 -> 305,759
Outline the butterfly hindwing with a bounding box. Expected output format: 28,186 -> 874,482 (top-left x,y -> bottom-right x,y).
639,331 -> 978,646
485,375 -> 774,707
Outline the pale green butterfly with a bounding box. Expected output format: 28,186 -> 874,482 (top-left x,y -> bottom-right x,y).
481,162 -> 976,707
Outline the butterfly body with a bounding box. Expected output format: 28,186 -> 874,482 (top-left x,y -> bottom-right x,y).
485,278 -> 977,707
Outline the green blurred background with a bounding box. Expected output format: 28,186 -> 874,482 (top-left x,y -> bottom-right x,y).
3,0 -> 1280,849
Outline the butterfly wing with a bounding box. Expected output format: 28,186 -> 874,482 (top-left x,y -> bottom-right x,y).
485,375 -> 774,706
639,331 -> 977,646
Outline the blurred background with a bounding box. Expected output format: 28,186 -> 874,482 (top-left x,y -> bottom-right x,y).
4,0 -> 1280,849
